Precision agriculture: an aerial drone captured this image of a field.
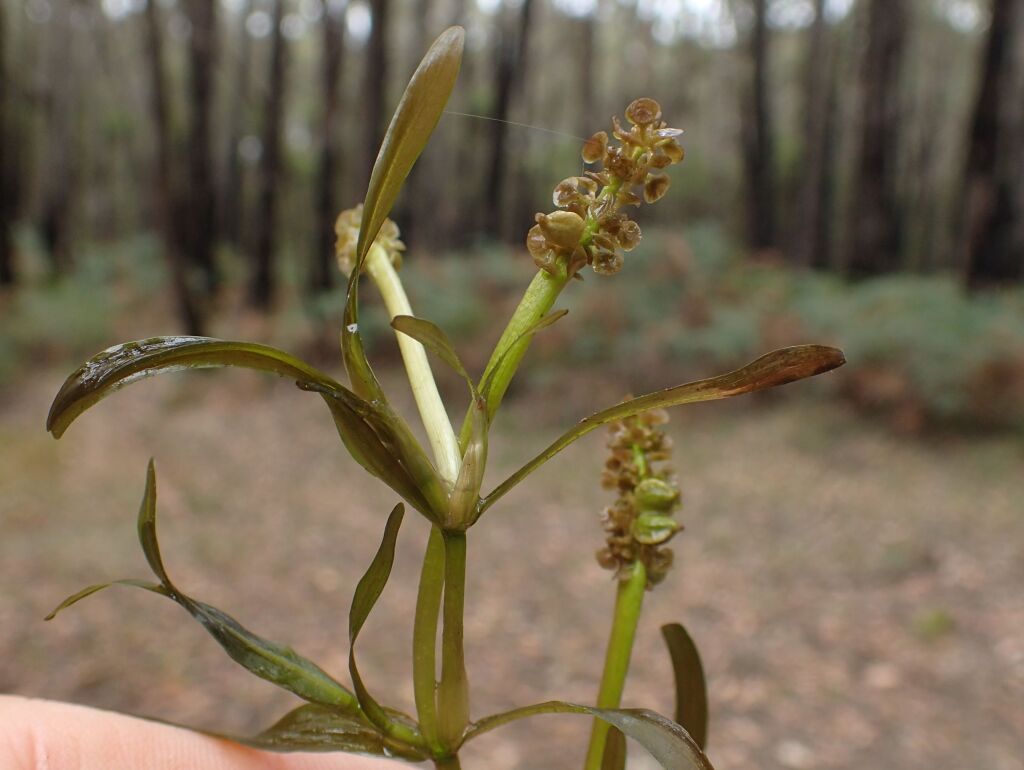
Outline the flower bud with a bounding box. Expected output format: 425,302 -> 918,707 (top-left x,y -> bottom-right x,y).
582,131 -> 608,164
536,211 -> 585,249
644,174 -> 671,204
616,220 -> 642,251
626,97 -> 662,127
634,478 -> 679,510
631,512 -> 682,545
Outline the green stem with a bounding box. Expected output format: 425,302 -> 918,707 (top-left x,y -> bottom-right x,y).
437,531 -> 469,749
413,526 -> 446,754
583,560 -> 648,770
460,266 -> 570,451
433,756 -> 463,770
365,242 -> 461,484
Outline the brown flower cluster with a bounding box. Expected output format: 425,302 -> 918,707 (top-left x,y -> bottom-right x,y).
596,407 -> 682,587
335,204 -> 405,276
527,98 -> 684,278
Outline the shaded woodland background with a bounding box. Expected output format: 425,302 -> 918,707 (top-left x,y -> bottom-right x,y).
2,3 -> 1024,769
1,0 -> 1024,433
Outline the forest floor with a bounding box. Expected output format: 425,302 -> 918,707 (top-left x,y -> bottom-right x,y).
1,355 -> 1022,770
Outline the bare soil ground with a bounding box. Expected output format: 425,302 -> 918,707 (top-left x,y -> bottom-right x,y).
1,363 -> 1022,770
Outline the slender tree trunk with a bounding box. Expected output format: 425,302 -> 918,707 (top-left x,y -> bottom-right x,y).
184,0 -> 219,293
311,0 -> 345,294
363,0 -> 390,189
222,0 -> 253,249
794,0 -> 837,269
577,9 -> 597,138
0,0 -> 15,286
846,0 -> 908,277
144,0 -> 204,334
41,0 -> 75,276
484,0 -> 535,238
741,0 -> 777,251
250,0 -> 287,309
962,0 -> 1023,287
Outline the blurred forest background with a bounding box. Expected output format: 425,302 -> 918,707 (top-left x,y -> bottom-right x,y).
1,0 -> 1024,431
1,2 -> 1023,770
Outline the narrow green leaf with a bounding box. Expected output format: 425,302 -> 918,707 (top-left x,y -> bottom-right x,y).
391,315 -> 473,393
354,27 -> 464,271
341,26 -> 464,402
412,526 -> 446,750
464,701 -> 713,770
304,382 -> 448,521
662,623 -> 709,750
347,504 -> 423,747
481,345 -> 846,513
46,337 -> 344,438
450,397 -> 487,528
245,704 -> 427,761
601,727 -> 627,770
49,462 -> 360,713
45,579 -> 168,620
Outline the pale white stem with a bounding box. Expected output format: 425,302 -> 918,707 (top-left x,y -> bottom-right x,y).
364,243 -> 462,485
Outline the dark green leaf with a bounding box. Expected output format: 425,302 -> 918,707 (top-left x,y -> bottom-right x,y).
391,315 -> 473,393
342,26 -> 464,402
481,345 -> 845,513
662,623 -> 709,750
45,579 -> 168,620
49,462 -> 360,714
347,504 -> 423,747
47,337 -> 344,438
245,704 -> 428,760
601,727 -> 627,770
464,701 -> 713,770
354,27 -> 464,271
304,383 -> 448,521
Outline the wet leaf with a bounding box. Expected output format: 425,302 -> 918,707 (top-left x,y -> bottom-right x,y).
601,727 -> 627,770
464,701 -> 713,770
46,337 -> 344,438
662,623 -> 709,750
47,461 -> 360,714
342,26 -> 464,402
245,703 -> 427,761
304,383 -> 446,521
481,345 -> 845,513
347,504 -> 423,747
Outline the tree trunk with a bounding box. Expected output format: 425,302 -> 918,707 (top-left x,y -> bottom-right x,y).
311,0 -> 345,294
184,0 -> 219,293
40,0 -> 75,276
222,0 -> 253,250
484,0 -> 535,238
363,0 -> 390,190
846,0 -> 908,277
0,0 -> 15,286
794,0 -> 837,269
577,9 -> 597,138
963,0 -> 1023,288
741,0 -> 777,252
250,0 -> 287,310
144,0 -> 204,334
